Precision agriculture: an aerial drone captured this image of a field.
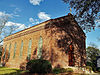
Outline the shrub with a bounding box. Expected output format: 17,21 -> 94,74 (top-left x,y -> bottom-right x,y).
60,68 -> 67,73
86,66 -> 92,71
86,62 -> 92,66
97,68 -> 100,72
65,68 -> 73,72
26,59 -> 52,73
53,68 -> 61,74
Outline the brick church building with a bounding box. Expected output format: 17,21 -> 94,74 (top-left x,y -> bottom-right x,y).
1,13 -> 86,68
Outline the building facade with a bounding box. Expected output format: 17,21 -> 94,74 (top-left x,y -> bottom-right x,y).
1,13 -> 86,68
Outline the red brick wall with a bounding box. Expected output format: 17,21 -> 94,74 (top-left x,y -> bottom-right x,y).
1,14 -> 86,68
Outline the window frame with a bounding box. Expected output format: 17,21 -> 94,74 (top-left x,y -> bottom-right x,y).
19,40 -> 23,57
8,43 -> 11,59
37,36 -> 43,59
27,39 -> 32,60
13,42 -> 17,58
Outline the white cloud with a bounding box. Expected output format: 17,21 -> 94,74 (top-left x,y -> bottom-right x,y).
29,0 -> 43,5
0,11 -> 20,19
14,8 -> 21,14
5,21 -> 27,30
17,24 -> 26,30
12,8 -> 21,17
29,18 -> 40,24
0,12 -> 12,17
38,12 -> 51,20
34,21 -> 40,24
29,12 -> 51,26
29,18 -> 34,23
6,21 -> 19,26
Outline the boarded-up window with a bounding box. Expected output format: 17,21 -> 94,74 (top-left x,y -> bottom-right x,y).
13,42 -> 17,58
20,40 -> 23,57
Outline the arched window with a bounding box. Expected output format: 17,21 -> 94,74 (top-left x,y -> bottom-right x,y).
3,45 -> 7,60
13,42 -> 17,58
27,39 -> 32,60
37,36 -> 43,59
19,40 -> 23,57
8,43 -> 11,59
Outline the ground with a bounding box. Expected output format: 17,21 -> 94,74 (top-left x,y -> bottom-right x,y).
0,67 -> 99,75
0,67 -> 28,75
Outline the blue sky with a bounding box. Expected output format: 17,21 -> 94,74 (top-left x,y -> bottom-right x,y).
0,0 -> 100,48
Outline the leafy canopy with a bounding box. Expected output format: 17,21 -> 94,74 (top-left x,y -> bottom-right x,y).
86,46 -> 100,62
86,46 -> 100,71
63,0 -> 100,32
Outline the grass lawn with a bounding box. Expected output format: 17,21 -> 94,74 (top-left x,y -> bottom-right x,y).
0,67 -> 98,75
0,67 -> 28,75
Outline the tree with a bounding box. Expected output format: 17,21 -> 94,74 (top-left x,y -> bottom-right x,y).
0,12 -> 17,44
0,13 -> 9,43
87,46 -> 100,62
86,46 -> 100,71
63,0 -> 100,32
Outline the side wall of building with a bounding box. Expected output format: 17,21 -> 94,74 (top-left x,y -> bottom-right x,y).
1,14 -> 86,68
1,22 -> 49,68
1,21 -> 69,68
44,14 -> 86,67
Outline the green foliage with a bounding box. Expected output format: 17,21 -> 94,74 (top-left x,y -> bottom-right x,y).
26,59 -> 52,73
97,68 -> 100,72
86,62 -> 92,67
63,0 -> 100,31
53,68 -> 73,74
86,66 -> 92,71
87,46 -> 100,62
53,68 -> 66,74
86,46 -> 100,71
53,68 -> 61,74
66,68 -> 73,72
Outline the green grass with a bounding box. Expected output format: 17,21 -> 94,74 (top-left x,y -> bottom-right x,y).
0,67 -> 98,75
0,67 -> 28,75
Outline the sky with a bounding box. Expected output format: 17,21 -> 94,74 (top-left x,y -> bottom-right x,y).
0,0 -> 100,48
